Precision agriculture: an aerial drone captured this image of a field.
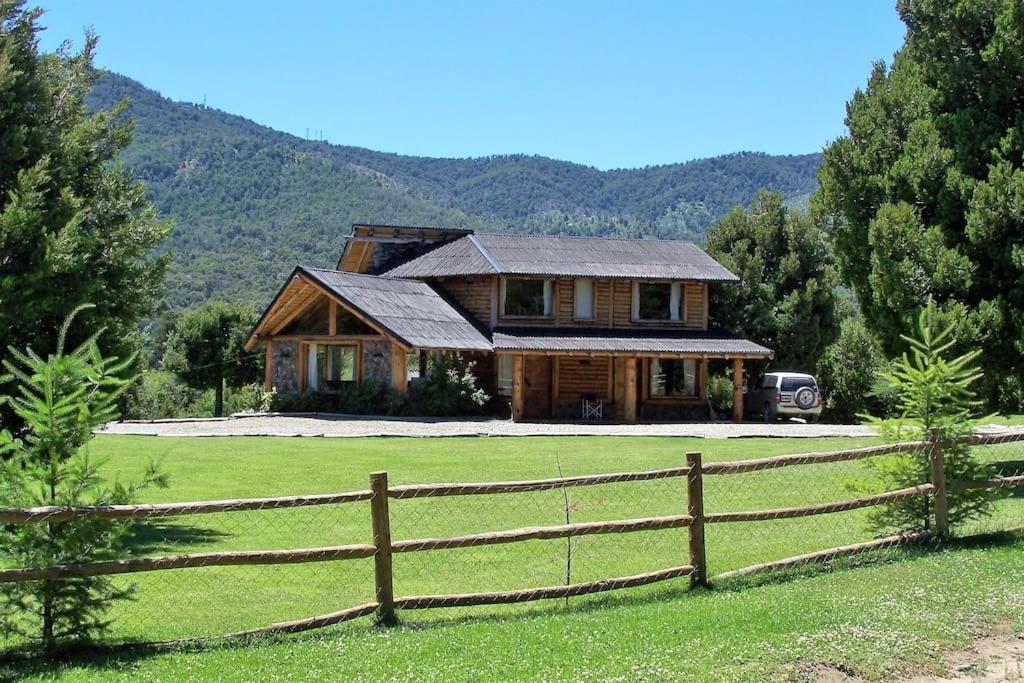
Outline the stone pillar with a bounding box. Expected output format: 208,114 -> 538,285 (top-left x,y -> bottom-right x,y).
732,358 -> 744,423
271,340 -> 300,394
362,339 -> 391,386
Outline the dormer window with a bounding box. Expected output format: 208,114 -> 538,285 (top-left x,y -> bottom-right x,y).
501,277 -> 552,317
632,282 -> 683,321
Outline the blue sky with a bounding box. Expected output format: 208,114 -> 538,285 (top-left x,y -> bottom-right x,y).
36,1 -> 905,170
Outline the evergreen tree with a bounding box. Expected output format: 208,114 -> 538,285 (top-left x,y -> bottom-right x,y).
0,306 -> 167,651
815,0 -> 1024,411
0,2 -> 170,429
705,191 -> 839,373
162,301 -> 261,417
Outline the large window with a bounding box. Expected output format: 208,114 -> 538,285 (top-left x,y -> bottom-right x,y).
649,358 -> 697,397
574,279 -> 595,320
306,343 -> 357,390
497,355 -> 514,397
633,282 -> 683,321
502,277 -> 552,317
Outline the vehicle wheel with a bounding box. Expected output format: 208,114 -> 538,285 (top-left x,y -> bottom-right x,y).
794,387 -> 817,410
763,403 -> 774,422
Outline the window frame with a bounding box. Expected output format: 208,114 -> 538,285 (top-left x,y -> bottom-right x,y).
500,276 -> 553,319
573,278 -> 596,321
304,342 -> 359,391
648,358 -> 699,399
631,281 -> 686,322
496,354 -> 514,397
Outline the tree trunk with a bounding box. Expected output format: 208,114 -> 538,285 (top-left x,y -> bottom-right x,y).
214,378 -> 224,417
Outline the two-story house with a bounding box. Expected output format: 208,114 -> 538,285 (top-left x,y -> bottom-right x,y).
244,224 -> 773,422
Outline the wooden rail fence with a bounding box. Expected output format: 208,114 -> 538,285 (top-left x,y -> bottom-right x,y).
0,431 -> 1022,646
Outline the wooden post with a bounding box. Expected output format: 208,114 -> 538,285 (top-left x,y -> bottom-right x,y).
511,354 -> 525,421
731,358 -> 744,423
263,340 -> 273,391
369,472 -> 396,625
686,452 -> 708,587
928,428 -> 950,539
418,350 -> 428,379
623,357 -> 638,423
390,344 -> 408,392
328,300 -> 337,336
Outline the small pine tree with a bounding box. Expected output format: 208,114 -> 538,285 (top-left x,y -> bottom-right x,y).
861,306 -> 993,534
0,306 -> 167,651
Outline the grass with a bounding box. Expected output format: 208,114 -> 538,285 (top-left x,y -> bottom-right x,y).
2,433 -> 1023,681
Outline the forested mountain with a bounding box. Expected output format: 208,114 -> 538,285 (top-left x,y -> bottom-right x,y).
86,72 -> 821,308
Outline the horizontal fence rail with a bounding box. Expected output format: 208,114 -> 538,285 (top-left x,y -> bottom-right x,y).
2,429 -> 1021,653
0,490 -> 374,524
387,466 -> 691,498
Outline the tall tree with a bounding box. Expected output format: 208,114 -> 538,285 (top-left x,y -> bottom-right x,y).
162,301 -> 261,417
0,1 -> 170,425
706,191 -> 839,372
815,0 -> 1024,411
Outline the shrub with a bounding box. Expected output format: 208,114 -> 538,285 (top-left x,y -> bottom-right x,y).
223,383 -> 276,414
706,374 -> 734,417
860,306 -> 993,534
0,306 -> 167,651
121,369 -> 206,420
407,354 -> 489,416
817,318 -> 895,423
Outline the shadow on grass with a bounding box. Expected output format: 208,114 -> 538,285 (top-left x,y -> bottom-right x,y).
120,520 -> 231,555
3,529 -> 1022,679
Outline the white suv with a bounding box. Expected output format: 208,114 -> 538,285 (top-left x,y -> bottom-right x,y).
747,372 -> 822,422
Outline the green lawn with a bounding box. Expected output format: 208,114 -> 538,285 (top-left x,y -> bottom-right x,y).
2,434 -> 1022,681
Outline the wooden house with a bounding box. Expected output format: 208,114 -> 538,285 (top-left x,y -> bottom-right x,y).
245,224 -> 773,422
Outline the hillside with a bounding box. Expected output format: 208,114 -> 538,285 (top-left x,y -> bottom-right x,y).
86,72 -> 821,308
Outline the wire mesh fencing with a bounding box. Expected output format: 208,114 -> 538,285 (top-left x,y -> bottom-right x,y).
950,432 -> 1024,537
1,430 -> 1022,654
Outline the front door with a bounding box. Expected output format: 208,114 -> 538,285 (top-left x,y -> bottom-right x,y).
522,356 -> 552,419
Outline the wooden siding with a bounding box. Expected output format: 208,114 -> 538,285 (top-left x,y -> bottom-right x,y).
555,357 -> 612,400
436,276 -> 494,328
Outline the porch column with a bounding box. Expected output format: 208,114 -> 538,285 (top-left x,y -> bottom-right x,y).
623,357 -> 638,423
511,354 -> 525,421
418,350 -> 428,378
264,340 -> 273,391
390,344 -> 408,392
732,358 -> 744,422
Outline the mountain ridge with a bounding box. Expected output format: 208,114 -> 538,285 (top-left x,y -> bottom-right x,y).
86,72 -> 821,308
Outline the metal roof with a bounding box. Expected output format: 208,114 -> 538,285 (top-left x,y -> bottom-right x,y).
384,233 -> 739,282
298,267 -> 492,351
492,327 -> 773,357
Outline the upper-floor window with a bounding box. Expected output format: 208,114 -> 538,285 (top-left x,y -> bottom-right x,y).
632,282 -> 684,321
501,277 -> 552,317
573,279 -> 595,320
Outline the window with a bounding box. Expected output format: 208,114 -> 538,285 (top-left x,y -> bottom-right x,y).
306,343 -> 357,390
781,377 -> 817,392
632,282 -> 682,321
501,277 -> 552,317
574,279 -> 595,320
649,358 -> 697,397
497,355 -> 514,397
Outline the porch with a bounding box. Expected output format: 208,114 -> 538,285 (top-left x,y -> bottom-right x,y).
502,353 -> 748,423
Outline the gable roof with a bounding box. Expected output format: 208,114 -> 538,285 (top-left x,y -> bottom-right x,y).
383,233 -> 739,282
247,266 -> 492,351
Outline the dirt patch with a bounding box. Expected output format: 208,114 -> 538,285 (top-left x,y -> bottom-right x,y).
902,631 -> 1024,682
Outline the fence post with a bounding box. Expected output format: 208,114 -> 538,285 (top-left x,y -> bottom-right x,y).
686,452 -> 708,587
928,428 -> 950,540
369,471 -> 397,625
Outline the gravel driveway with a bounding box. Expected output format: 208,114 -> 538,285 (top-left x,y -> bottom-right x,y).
100,413 -> 882,439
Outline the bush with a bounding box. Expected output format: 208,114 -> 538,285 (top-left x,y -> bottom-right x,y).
271,381 -> 406,416
407,354 -> 489,416
817,318 -> 895,423
223,383 -> 276,414
706,374 -> 734,417
122,370 -> 206,420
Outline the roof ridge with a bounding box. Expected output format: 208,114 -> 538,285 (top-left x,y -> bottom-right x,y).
298,265 -> 424,283
477,231 -> 699,246
466,234 -> 503,273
